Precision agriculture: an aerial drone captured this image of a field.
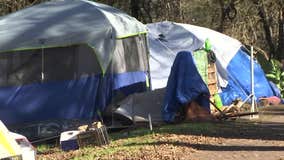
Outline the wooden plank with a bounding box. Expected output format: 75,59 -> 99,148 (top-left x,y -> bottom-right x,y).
207,63 -> 218,95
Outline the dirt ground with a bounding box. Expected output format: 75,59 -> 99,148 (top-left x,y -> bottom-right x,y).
38,121 -> 284,160
115,134 -> 284,160
102,121 -> 284,160
38,106 -> 284,160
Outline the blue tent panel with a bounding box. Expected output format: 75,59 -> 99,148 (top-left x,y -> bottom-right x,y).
0,71 -> 146,125
220,48 -> 274,105
162,51 -> 210,122
96,71 -> 147,112
269,81 -> 282,98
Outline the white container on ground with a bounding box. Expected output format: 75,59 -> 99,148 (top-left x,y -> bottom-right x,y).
10,132 -> 36,160
60,130 -> 80,151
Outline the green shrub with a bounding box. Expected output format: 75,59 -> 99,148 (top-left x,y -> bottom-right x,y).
265,59 -> 284,98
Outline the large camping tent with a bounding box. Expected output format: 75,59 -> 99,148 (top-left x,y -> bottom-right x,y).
0,0 -> 149,126
147,21 -> 274,105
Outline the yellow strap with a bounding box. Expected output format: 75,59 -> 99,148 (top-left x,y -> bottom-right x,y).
145,74 -> 150,88
0,131 -> 16,156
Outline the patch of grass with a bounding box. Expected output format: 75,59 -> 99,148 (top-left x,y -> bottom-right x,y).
37,122 -> 217,160
37,143 -> 56,153
70,123 -> 216,159
157,122 -> 215,134
111,122 -> 216,140
70,133 -> 158,159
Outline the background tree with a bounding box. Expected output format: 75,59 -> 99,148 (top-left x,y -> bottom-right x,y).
0,0 -> 45,16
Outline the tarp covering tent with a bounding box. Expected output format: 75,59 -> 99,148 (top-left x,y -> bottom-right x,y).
114,88 -> 165,123
0,0 -> 149,126
162,51 -> 210,122
147,21 -> 274,105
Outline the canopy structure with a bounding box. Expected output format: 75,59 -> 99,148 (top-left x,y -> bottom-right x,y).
0,0 -> 149,129
147,21 -> 274,105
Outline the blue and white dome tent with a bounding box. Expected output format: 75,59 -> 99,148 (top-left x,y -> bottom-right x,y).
147,21 -> 274,106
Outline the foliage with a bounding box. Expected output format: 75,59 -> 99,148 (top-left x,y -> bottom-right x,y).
0,0 -> 45,16
266,59 -> 284,98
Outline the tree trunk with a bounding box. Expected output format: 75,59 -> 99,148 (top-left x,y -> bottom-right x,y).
277,7 -> 284,60
217,0 -> 225,32
255,0 -> 276,60
130,0 -> 140,19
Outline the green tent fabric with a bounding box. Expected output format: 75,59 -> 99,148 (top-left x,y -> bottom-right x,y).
193,49 -> 208,84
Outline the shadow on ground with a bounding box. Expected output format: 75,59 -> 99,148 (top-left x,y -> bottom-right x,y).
113,119 -> 284,141
125,141 -> 284,151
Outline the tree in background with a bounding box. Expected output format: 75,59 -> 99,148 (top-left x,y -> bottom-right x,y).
0,0 -> 46,16
96,0 -> 183,23
196,0 -> 283,61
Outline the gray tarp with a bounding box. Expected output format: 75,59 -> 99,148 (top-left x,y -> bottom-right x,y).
114,89 -> 165,123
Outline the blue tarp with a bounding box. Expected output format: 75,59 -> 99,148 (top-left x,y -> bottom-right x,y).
220,48 -> 274,105
269,81 -> 282,98
162,51 -> 210,122
0,71 -> 146,125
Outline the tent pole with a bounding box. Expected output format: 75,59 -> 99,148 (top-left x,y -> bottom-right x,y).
41,48 -> 44,82
145,34 -> 152,91
39,39 -> 45,82
250,46 -> 258,119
